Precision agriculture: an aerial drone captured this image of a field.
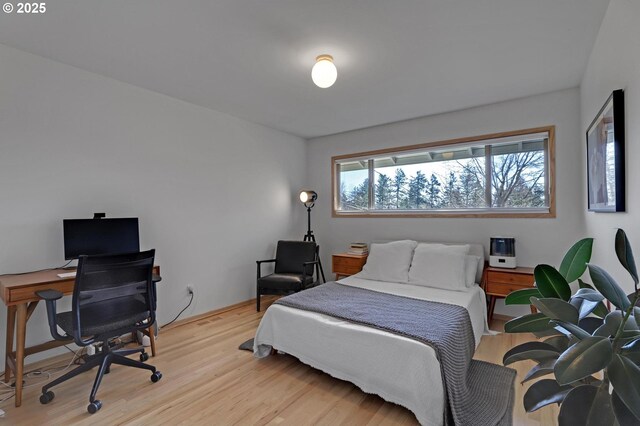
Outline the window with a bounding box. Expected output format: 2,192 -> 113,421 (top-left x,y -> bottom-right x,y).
333,126 -> 555,218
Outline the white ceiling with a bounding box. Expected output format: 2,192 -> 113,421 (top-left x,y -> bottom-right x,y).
0,0 -> 610,138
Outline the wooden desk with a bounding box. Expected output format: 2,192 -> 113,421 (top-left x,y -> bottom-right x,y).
0,266 -> 159,407
482,266 -> 535,323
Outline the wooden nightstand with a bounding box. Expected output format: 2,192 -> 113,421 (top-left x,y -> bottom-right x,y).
483,266 -> 535,323
332,253 -> 368,280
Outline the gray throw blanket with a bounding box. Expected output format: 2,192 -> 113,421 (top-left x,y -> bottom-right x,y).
275,282 -> 515,426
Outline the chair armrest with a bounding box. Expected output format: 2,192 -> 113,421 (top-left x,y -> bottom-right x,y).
302,260 -> 318,276
35,289 -> 71,341
35,289 -> 64,301
256,259 -> 276,280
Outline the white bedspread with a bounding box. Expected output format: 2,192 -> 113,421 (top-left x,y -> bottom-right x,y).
254,277 -> 489,426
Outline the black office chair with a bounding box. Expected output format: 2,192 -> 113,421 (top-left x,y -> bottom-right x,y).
36,250 -> 162,414
256,240 -> 320,311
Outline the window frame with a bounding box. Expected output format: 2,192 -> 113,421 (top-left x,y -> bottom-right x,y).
332,126 -> 556,218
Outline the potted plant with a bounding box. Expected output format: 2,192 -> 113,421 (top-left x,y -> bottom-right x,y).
502,229 -> 640,425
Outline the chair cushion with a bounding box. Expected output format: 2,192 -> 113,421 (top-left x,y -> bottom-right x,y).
258,273 -> 314,291
56,297 -> 150,337
274,241 -> 317,275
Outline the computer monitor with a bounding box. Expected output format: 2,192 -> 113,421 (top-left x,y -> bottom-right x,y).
63,218 -> 140,260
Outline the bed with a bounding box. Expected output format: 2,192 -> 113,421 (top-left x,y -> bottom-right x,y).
253,242 -> 494,426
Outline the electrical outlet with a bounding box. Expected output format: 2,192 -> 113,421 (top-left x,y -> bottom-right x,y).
187,285 -> 194,295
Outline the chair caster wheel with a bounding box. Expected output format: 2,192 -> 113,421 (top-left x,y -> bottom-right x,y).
87,400 -> 102,414
150,371 -> 162,383
140,352 -> 149,362
40,390 -> 55,404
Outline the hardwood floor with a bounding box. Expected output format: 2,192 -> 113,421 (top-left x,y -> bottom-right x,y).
0,298 -> 558,425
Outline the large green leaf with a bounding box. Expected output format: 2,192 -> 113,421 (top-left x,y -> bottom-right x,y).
571,288 -> 606,320
523,379 -> 572,412
587,384 -> 615,426
558,385 -> 615,426
544,335 -> 571,352
571,298 -> 601,321
622,339 -> 640,363
532,328 -> 563,338
503,341 -> 560,365
622,353 -> 640,364
622,338 -> 640,352
611,391 -> 640,426
573,288 -> 606,302
619,331 -> 640,347
588,264 -> 631,310
559,238 -> 594,283
625,314 -> 640,331
594,311 -> 625,337
616,229 -> 639,285
535,264 -> 572,301
578,280 -> 610,318
578,317 -> 604,334
603,310 -> 638,333
505,288 -> 542,305
505,313 -> 553,333
635,307 -> 640,329
531,297 -> 579,324
608,354 -> 640,421
522,359 -> 556,383
593,304 -> 610,319
551,320 -> 591,340
554,336 -> 613,385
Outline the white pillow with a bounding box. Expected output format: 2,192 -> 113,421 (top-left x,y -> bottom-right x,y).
408,245 -> 469,291
465,255 -> 481,287
356,240 -> 418,283
413,243 -> 470,255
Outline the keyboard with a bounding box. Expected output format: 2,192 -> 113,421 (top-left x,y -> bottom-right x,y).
56,271 -> 77,278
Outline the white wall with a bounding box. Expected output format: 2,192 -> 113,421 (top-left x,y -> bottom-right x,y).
307,88 -> 583,315
0,44 -> 306,364
580,0 -> 640,294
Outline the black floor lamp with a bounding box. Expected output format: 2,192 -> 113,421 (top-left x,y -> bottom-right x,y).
299,190 -> 326,283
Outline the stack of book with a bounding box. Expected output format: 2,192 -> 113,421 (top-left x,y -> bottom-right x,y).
348,242 -> 369,256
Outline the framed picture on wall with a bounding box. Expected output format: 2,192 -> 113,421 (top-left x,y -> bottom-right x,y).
586,89 -> 625,212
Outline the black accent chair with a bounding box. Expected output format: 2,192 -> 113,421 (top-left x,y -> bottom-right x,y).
256,240 -> 319,311
36,250 -> 162,414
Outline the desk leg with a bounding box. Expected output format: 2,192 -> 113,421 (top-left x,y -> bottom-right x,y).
14,303 -> 27,407
4,306 -> 16,383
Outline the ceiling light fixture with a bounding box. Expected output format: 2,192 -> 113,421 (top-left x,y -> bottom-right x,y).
311,54 -> 337,88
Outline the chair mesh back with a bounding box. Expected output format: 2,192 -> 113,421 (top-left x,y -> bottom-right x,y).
274,241 -> 317,274
73,250 -> 155,338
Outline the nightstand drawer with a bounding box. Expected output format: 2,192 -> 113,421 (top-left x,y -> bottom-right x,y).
484,266 -> 536,324
333,265 -> 364,275
487,271 -> 534,286
332,256 -> 365,268
332,254 -> 368,278
485,281 -> 532,297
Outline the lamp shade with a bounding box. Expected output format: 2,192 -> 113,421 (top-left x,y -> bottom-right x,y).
299,190 -> 318,207
311,55 -> 337,88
